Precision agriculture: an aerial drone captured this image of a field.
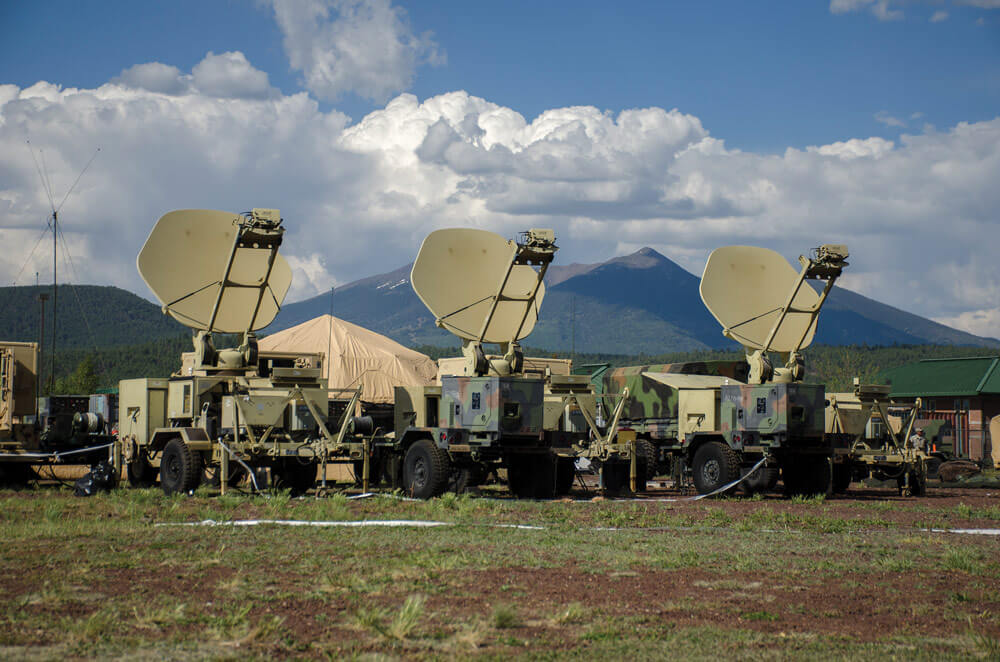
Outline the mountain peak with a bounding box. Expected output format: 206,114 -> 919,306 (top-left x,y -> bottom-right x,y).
614,247 -> 668,267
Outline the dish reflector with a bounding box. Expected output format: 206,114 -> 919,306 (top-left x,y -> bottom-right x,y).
699,246 -> 819,352
137,209 -> 291,333
411,228 -> 545,343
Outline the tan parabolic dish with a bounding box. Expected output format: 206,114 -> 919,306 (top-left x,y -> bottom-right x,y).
259,315 -> 437,403
699,245 -> 819,352
410,228 -> 545,343
137,209 -> 291,333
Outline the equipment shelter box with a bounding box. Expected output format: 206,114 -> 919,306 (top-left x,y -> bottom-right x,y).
118,378 -> 169,446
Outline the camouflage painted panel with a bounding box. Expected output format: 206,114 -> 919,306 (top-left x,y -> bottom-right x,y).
439,376 -> 545,434
720,383 -> 825,437
602,360 -> 747,421
500,378 -> 545,433
619,418 -> 679,441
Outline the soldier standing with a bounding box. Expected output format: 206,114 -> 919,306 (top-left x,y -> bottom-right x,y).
908,427 -> 927,452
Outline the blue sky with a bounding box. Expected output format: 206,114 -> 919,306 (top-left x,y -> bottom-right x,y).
1,0 -> 999,336
3,1 -> 997,151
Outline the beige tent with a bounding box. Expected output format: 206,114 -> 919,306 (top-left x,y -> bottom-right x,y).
259,315 -> 437,403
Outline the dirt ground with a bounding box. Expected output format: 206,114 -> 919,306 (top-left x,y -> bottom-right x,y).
1,481 -> 998,659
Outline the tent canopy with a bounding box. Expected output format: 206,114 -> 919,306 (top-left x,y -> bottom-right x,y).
259,315 -> 437,403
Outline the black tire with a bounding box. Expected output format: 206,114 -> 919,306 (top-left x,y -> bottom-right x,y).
601,460 -> 632,495
403,440 -> 450,499
506,454 -> 556,499
126,448 -> 158,488
636,439 -> 658,483
160,439 -> 202,495
783,456 -> 831,496
0,462 -> 36,487
898,468 -> 926,497
531,455 -> 557,500
452,463 -> 487,494
743,463 -> 780,495
273,460 -> 318,495
832,463 -> 852,494
506,456 -> 534,499
691,442 -> 740,495
555,457 -> 576,495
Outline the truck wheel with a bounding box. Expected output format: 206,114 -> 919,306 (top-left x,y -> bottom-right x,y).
506,454 -> 556,499
744,464 -> 780,495
506,455 -> 533,498
783,457 -> 831,496
273,460 -> 318,495
692,442 -> 740,495
601,460 -> 630,495
898,468 -> 926,497
160,439 -> 202,495
832,464 -> 852,494
531,455 -> 557,499
0,462 -> 36,487
636,439 -> 658,483
403,440 -> 450,499
555,458 -> 576,495
126,447 -> 157,487
452,463 -> 487,494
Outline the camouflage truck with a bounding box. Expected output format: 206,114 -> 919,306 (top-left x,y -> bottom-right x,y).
119,208 -> 375,495
597,244 -> 851,496
381,227 -> 633,499
600,360 -> 831,494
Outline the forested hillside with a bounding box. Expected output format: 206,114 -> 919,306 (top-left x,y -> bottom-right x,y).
0,285 -> 184,348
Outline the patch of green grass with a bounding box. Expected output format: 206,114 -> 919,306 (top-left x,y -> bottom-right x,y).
743,610 -> 780,622
491,603 -> 521,629
552,602 -> 588,625
942,547 -> 984,573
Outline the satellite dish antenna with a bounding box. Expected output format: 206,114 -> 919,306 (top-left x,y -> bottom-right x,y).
699,244 -> 849,384
138,208 -> 291,370
411,228 -> 557,376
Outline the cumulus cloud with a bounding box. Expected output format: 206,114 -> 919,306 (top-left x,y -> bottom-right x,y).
2,55 -> 999,339
832,0 -> 1000,21
191,52 -> 276,99
269,0 -> 443,102
114,62 -> 190,95
935,309 -> 1000,338
875,111 -> 906,128
115,52 -> 276,99
830,0 -> 903,20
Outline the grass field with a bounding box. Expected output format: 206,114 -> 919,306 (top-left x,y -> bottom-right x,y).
2,484 -> 999,660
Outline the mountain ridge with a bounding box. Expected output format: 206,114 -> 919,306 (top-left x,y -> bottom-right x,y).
1,249 -> 995,354
270,247 -> 999,352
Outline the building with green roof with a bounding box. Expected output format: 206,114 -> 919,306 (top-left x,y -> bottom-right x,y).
881,356 -> 1000,461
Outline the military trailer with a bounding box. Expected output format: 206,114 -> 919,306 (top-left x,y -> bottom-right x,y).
600,244 -> 851,496
0,341 -> 115,484
119,208 -> 370,494
383,228 -> 633,498
826,381 -> 929,495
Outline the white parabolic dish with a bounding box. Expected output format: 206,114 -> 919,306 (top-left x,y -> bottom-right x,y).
137,209 -> 292,333
699,245 -> 820,352
410,228 -> 545,343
